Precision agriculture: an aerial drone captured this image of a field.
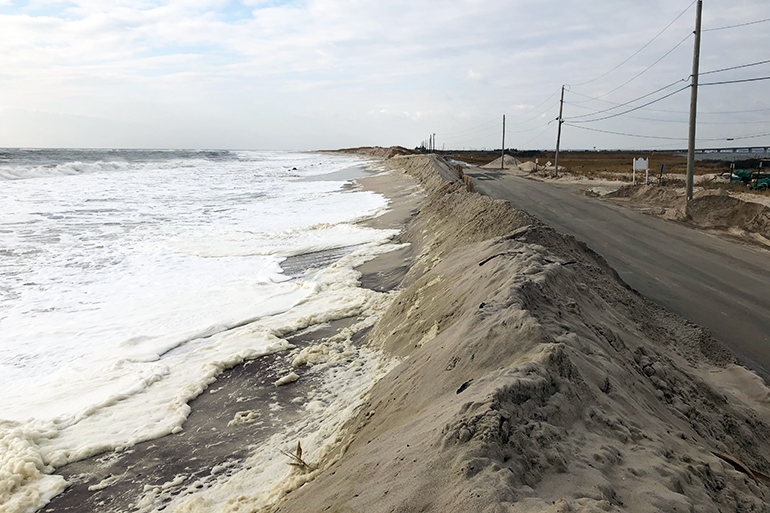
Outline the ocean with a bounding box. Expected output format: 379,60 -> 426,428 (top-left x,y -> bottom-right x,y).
0,149 -> 400,512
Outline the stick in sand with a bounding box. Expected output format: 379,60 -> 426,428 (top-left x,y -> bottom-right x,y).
280,441 -> 312,471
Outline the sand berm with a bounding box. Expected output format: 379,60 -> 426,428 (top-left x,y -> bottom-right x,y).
273,153 -> 770,512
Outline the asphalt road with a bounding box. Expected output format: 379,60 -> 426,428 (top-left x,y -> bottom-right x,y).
467,169 -> 770,382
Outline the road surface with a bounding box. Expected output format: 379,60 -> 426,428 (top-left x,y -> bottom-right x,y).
467,169 -> 770,382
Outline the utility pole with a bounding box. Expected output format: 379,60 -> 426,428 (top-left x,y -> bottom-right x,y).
686,0 -> 703,201
554,85 -> 565,178
433,133 -> 436,153
501,114 -> 506,170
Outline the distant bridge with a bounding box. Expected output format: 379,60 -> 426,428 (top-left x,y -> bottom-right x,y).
695,147 -> 769,154
665,147 -> 770,161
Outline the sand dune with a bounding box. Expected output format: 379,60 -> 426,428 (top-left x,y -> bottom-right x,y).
275,154 -> 770,512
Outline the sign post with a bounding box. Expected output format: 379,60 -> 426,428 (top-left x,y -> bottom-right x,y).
633,158 -> 649,186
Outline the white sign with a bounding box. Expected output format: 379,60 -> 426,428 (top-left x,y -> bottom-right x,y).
633,158 -> 649,185
633,158 -> 649,171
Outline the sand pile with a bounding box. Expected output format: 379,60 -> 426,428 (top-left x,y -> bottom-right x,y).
605,184 -> 683,216
482,155 -> 522,170
518,161 -> 538,172
606,184 -> 683,203
606,185 -> 770,243
686,194 -> 770,241
275,155 -> 770,512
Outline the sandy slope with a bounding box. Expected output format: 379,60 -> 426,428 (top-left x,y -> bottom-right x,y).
274,154 -> 770,512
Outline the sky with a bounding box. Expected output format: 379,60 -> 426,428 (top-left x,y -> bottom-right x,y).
0,0 -> 768,150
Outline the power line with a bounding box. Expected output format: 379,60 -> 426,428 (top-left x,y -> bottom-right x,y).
566,102 -> 685,124
704,17 -> 770,32
636,116 -> 770,125
701,75 -> 770,86
567,79 -> 687,117
701,107 -> 770,115
521,123 -> 556,146
568,85 -> 691,123
443,98 -> 561,146
568,89 -> 770,116
569,41 -> 768,113
566,101 -> 688,123
506,120 -> 556,134
724,131 -> 770,141
568,89 -> 687,114
567,80 -> 689,120
699,119 -> 770,125
565,101 -> 770,125
565,123 -> 770,142
626,143 -> 690,151
506,99 -> 561,126
564,123 -> 688,140
572,0 -> 696,87
439,100 -> 560,140
576,32 -> 692,102
701,58 -> 770,76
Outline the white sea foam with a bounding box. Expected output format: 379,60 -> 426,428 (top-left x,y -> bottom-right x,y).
0,158 -> 217,181
164,223 -> 397,258
133,251 -> 402,512
0,150 -> 395,512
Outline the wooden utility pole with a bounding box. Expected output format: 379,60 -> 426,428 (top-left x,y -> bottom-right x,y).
686,0 -> 703,201
554,85 -> 565,178
501,115 -> 506,170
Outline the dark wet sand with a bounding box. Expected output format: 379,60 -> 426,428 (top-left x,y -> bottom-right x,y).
42,317 -> 365,513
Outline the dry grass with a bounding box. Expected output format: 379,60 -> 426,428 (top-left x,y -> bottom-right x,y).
519,151 -> 727,177
437,150 -> 730,177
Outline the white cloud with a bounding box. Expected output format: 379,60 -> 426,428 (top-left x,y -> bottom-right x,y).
0,0 -> 768,149
467,69 -> 482,81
